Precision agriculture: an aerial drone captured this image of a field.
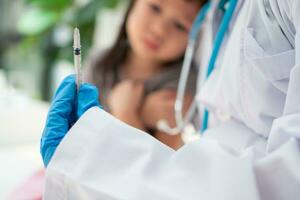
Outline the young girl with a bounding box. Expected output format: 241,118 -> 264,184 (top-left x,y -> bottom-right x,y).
84,0 -> 206,149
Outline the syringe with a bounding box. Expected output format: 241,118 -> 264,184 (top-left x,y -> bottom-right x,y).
73,27 -> 82,92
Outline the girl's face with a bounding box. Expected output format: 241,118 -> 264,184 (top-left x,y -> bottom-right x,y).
126,0 -> 200,63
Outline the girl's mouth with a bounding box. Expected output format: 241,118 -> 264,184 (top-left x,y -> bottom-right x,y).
143,38 -> 159,50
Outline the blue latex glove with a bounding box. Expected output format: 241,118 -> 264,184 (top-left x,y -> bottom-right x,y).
40,75 -> 101,167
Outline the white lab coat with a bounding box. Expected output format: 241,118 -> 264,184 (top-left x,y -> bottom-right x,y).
44,0 -> 300,199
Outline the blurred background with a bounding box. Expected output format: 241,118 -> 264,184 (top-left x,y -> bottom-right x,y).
0,0 -> 127,198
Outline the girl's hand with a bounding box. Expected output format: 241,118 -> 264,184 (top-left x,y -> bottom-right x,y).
107,80 -> 145,130
141,89 -> 177,129
141,89 -> 193,129
140,89 -> 193,150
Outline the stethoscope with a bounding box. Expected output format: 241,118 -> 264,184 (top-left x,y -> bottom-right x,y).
156,0 -> 238,135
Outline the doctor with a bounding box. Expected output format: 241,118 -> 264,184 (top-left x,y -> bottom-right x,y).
41,0 -> 300,199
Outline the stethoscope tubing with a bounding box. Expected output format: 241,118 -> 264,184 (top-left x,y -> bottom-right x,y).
157,0 -> 238,135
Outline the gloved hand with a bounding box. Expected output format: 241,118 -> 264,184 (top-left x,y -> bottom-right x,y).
40,75 -> 101,167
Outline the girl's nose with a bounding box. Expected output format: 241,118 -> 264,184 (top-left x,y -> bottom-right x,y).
150,19 -> 169,39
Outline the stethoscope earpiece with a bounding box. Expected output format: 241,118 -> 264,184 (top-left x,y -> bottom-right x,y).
156,120 -> 181,136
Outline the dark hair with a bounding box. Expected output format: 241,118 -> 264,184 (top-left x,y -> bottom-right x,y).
92,0 -> 208,89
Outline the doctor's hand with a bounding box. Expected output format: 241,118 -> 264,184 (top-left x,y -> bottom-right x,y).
40,75 -> 101,167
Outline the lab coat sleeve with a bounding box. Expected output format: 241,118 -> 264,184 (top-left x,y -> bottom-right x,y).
44,107 -> 261,200
44,107 -> 300,200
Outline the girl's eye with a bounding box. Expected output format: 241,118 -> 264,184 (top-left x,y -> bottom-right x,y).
149,3 -> 161,14
173,21 -> 188,33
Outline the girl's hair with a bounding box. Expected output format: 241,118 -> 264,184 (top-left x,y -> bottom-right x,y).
92,0 -> 208,88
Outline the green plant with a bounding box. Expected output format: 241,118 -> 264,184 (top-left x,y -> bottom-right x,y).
17,0 -> 121,101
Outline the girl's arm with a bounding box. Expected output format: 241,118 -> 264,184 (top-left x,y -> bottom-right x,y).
152,131 -> 183,150
113,111 -> 146,131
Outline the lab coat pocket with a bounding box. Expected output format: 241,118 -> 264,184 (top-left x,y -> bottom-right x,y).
243,28 -> 295,81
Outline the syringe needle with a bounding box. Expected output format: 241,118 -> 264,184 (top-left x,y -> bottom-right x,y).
73,27 -> 82,92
